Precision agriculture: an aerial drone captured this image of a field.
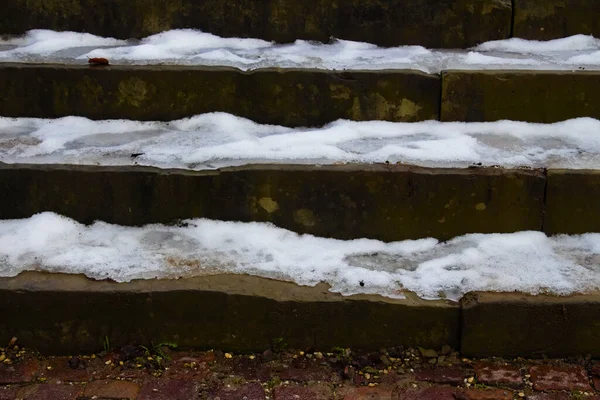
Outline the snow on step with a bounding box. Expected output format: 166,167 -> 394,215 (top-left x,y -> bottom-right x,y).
1,212 -> 600,300
1,113 -> 600,170
1,30 -> 600,73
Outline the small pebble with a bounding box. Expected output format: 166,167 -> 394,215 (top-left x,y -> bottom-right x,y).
224,353 -> 232,359
467,377 -> 474,383
518,393 -> 525,398
105,360 -> 112,365
46,366 -> 53,370
249,355 -> 255,360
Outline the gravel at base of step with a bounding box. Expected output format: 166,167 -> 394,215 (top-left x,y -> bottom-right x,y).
1,343 -> 599,399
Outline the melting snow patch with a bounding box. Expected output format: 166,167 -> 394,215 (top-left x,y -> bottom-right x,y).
1,213 -> 600,301
1,113 -> 600,169
1,30 -> 600,72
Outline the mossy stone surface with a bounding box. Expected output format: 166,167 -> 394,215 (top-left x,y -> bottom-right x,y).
0,163 -> 546,241
461,291 -> 600,358
514,0 -> 600,40
2,0 -> 511,48
0,64 -> 439,126
442,70 -> 600,123
545,169 -> 600,235
0,272 -> 459,355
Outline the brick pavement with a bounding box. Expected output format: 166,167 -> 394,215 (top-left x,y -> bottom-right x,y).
0,342 -> 599,399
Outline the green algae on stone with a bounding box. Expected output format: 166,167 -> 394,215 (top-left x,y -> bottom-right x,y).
2,0 -> 510,47
514,0 -> 600,40
545,170 -> 600,235
0,64 -> 439,125
0,272 -> 459,354
0,163 -> 545,241
441,70 -> 600,123
461,292 -> 600,358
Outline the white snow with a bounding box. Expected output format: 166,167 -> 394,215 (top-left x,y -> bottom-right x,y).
2,113 -> 600,169
1,212 -> 600,300
1,30 -> 600,73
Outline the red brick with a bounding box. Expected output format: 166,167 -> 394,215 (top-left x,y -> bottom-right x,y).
306,382 -> 334,400
414,366 -> 466,384
16,384 -> 83,400
529,365 -> 591,391
455,388 -> 513,400
341,386 -> 393,400
279,358 -> 334,382
526,393 -> 572,400
40,358 -> 92,382
139,379 -> 198,400
161,360 -> 210,381
232,357 -> 271,381
83,379 -> 140,399
164,354 -> 213,380
399,386 -> 456,400
0,360 -> 39,384
210,382 -> 265,400
474,362 -> 523,388
274,385 -> 318,400
0,385 -> 19,400
590,362 -> 600,377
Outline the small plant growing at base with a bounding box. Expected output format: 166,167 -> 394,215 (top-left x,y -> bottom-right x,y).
103,336 -> 110,353
271,338 -> 288,353
140,342 -> 178,368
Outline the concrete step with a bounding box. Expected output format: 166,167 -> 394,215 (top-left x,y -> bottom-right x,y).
0,163 -> 550,241
1,0 -> 512,48
1,271 -> 599,358
2,64 -> 600,124
0,64 -> 439,126
1,163 -> 598,239
3,0 -> 600,48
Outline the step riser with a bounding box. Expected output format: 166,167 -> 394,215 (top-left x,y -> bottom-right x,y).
4,1 -> 599,47
0,272 -> 459,355
462,292 -> 600,358
2,0 -> 511,48
2,66 -> 600,124
442,71 -> 600,123
0,164 -> 546,241
1,272 -> 599,358
0,64 -> 439,126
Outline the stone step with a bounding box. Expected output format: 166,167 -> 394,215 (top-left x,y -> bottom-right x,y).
3,0 -> 599,48
1,0 -> 513,48
2,65 -> 600,124
0,163 -> 549,241
0,64 -> 439,126
1,271 -> 599,358
1,163 -> 598,239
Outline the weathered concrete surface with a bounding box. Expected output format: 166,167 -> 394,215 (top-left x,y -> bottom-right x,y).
1,0 -> 511,48
0,163 -> 546,241
514,0 -> 600,40
461,292 -> 600,358
545,169 -> 600,235
0,271 -> 459,354
0,64 -> 439,126
441,71 -> 600,123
